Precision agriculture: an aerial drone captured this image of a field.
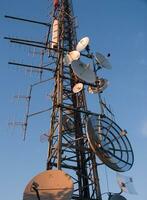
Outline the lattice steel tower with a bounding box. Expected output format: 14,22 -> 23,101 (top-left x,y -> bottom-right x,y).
5,0 -> 134,200
46,0 -> 101,199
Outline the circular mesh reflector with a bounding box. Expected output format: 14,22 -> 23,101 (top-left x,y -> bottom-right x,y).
86,115 -> 134,172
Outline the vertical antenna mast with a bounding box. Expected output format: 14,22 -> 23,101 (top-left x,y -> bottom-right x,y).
46,0 -> 101,199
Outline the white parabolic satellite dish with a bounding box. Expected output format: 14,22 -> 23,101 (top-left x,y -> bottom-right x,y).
71,60 -> 96,83
23,170 -> 73,200
73,83 -> 83,93
63,50 -> 80,66
76,37 -> 90,52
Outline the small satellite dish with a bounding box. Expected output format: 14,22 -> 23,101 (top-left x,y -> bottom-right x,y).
88,78 -> 108,94
108,194 -> 127,200
95,52 -> 112,69
23,170 -> 73,200
86,115 -> 134,172
116,173 -> 137,195
76,37 -> 90,52
71,60 -> 96,83
73,83 -> 83,93
63,50 -> 80,66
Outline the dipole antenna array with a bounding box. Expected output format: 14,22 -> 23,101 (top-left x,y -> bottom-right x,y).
5,0 -> 134,200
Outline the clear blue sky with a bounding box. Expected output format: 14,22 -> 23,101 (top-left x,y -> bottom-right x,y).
0,0 -> 147,200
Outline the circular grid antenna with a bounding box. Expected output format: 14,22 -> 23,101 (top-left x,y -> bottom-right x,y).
71,60 -> 96,83
23,170 -> 73,200
95,52 -> 112,69
86,115 -> 134,172
76,37 -> 90,52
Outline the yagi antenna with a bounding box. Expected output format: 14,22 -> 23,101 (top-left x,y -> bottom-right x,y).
8,121 -> 26,129
28,47 -> 44,57
23,78 -> 54,140
8,61 -> 55,73
25,68 -> 41,75
9,77 -> 54,140
40,133 -> 49,143
14,95 -> 29,101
